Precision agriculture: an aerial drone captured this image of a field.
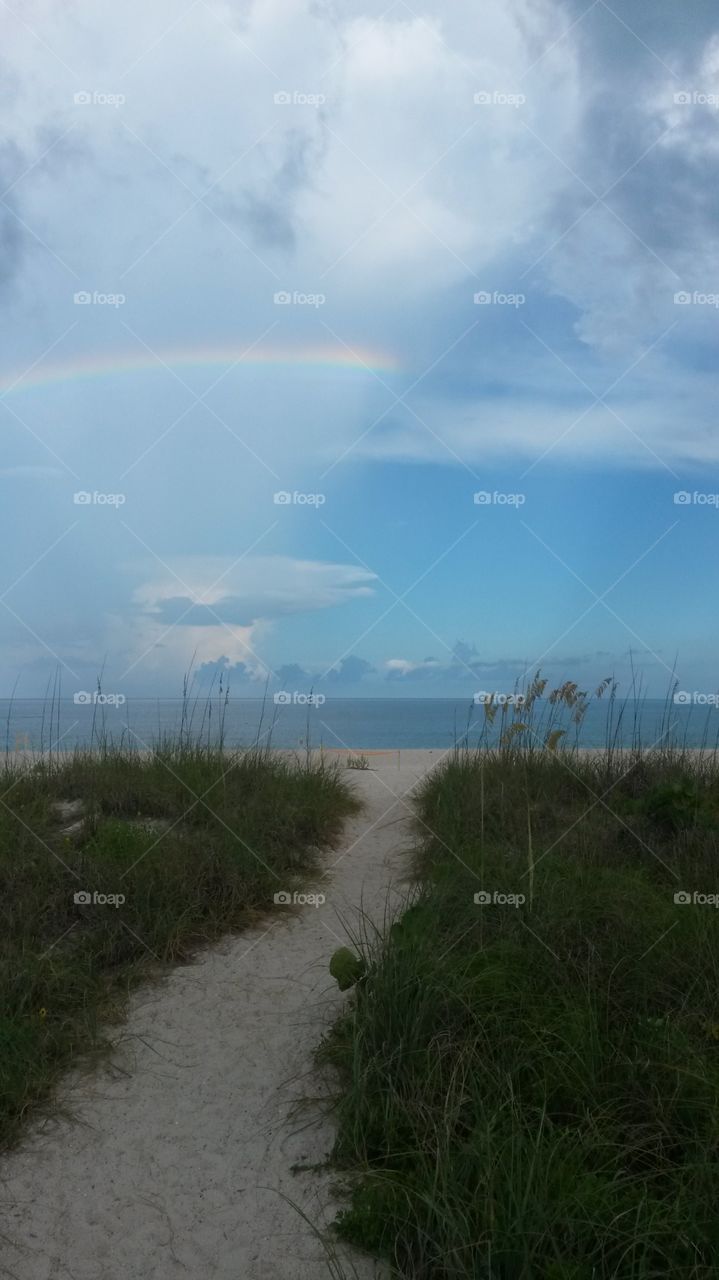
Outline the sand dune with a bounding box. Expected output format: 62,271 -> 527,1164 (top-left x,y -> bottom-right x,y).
0,752 -> 441,1279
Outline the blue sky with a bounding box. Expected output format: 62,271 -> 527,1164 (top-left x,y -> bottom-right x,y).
1,0 -> 718,698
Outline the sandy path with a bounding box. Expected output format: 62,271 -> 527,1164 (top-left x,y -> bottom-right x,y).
0,751 -> 439,1280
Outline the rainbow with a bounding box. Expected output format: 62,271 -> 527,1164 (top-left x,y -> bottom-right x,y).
0,343 -> 401,398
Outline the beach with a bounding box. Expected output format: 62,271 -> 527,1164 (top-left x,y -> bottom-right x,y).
0,752 -> 440,1279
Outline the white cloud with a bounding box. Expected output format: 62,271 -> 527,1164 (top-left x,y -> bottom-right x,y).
121,554 -> 377,680
385,656 -> 442,676
133,554 -> 376,615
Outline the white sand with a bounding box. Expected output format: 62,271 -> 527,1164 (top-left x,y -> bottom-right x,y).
0,750 -> 442,1279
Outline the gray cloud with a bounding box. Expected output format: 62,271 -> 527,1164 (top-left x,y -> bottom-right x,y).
213,130 -> 323,251
193,655 -> 249,686
324,655 -> 376,683
0,141 -> 29,295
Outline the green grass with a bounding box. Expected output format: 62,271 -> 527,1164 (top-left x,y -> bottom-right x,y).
320,745 -> 719,1278
346,754 -> 371,771
0,741 -> 358,1150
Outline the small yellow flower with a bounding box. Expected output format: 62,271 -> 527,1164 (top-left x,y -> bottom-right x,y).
39,1008 -> 47,1020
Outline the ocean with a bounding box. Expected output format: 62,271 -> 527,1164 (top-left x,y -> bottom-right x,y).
1,696 -> 718,754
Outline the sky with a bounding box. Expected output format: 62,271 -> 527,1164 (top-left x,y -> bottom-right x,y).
0,0 -> 718,700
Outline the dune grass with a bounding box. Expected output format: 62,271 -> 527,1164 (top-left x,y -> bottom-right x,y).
0,739 -> 358,1150
321,735 -> 719,1277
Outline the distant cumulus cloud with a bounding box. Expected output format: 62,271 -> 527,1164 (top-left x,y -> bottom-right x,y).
325,655 -> 376,684
193,654 -> 250,686
385,657 -> 442,680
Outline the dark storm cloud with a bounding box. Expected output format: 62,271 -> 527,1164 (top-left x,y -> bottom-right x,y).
563,0 -> 718,68
549,0 -> 719,265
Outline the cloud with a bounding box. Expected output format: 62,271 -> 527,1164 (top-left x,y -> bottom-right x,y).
385,656 -> 442,680
275,661 -> 312,687
135,555 -> 376,623
193,654 -> 249,686
5,0 -> 713,480
209,129 -> 324,251
534,13 -> 719,359
324,655 -> 376,683
106,555 -> 378,689
259,643 -> 627,693
0,140 -> 30,296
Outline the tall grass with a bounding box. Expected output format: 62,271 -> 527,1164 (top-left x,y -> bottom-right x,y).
0,717 -> 357,1150
453,667 -> 719,762
320,682 -> 719,1278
